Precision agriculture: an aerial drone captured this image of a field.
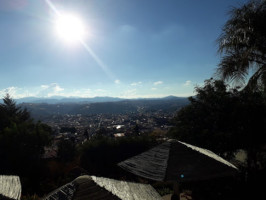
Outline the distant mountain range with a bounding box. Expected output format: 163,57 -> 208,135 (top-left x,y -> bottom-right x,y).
14,95 -> 185,104
14,96 -> 124,104
16,96 -> 190,120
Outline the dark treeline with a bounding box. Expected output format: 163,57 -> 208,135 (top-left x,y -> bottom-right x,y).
168,79 -> 266,199
0,94 -> 52,195
168,0 -> 266,198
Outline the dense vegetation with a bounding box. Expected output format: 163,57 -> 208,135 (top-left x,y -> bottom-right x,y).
169,79 -> 266,160
0,94 -> 52,194
168,0 -> 266,198
79,135 -> 158,178
168,83 -> 266,199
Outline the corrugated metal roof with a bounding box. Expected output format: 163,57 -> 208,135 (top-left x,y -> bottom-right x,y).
0,175 -> 21,200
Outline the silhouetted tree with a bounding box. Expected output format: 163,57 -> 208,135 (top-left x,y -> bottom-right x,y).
0,94 -> 52,194
133,124 -> 140,135
79,136 -> 158,178
57,139 -> 76,162
168,79 -> 266,163
217,0 -> 266,91
0,94 -> 30,130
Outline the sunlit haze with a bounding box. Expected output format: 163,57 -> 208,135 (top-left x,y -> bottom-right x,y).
0,0 -> 247,99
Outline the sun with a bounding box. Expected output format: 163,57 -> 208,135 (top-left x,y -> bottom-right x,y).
55,13 -> 86,44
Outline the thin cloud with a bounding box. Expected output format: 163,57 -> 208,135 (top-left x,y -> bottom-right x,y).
115,79 -> 121,84
0,86 -> 32,98
95,89 -> 106,92
119,24 -> 137,34
183,80 -> 192,87
151,88 -> 157,91
65,88 -> 91,98
120,89 -> 137,98
0,87 -> 18,98
154,81 -> 163,86
38,83 -> 64,97
152,24 -> 185,41
131,81 -> 142,86
41,85 -> 49,89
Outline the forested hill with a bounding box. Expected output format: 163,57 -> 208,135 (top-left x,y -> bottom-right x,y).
20,96 -> 189,119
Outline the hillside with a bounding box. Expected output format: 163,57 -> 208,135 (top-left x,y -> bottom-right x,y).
21,97 -> 189,119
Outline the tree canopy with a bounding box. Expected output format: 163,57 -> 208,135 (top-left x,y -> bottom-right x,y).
168,79 -> 266,158
217,0 -> 266,91
0,94 -> 52,194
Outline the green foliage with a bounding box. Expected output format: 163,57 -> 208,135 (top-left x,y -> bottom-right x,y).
0,94 -> 30,130
79,136 -> 158,177
0,94 -> 52,194
168,79 -> 266,156
57,139 -> 77,162
0,122 -> 51,172
168,79 -> 266,199
217,0 -> 266,91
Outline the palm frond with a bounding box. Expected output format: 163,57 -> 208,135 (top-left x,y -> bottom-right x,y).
217,0 -> 266,90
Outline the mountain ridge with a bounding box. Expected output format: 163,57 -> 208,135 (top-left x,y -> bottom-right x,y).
19,96 -> 190,120
14,95 -> 188,104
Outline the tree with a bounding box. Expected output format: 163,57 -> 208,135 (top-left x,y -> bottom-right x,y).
0,94 -> 52,194
217,0 -> 266,91
169,79 -> 237,154
79,136 -> 158,177
168,79 -> 266,163
57,139 -> 76,162
0,94 -> 30,130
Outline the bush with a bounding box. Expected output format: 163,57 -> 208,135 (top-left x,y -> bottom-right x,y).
79,136 -> 158,178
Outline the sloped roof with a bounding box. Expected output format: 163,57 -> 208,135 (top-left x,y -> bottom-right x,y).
0,175 -> 21,200
118,140 -> 171,181
90,176 -> 162,200
118,140 -> 238,182
42,181 -> 76,200
43,175 -> 162,200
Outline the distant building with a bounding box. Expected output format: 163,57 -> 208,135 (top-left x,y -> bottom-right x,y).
113,133 -> 125,138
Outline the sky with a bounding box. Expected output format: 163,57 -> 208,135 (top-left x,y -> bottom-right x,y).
0,0 -> 248,99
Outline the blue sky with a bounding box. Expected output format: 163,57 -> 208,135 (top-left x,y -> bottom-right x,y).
0,0 -> 247,98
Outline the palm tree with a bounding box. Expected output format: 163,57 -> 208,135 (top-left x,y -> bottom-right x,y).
217,0 -> 266,91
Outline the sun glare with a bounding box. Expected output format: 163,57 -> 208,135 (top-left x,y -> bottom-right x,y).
55,13 -> 86,44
